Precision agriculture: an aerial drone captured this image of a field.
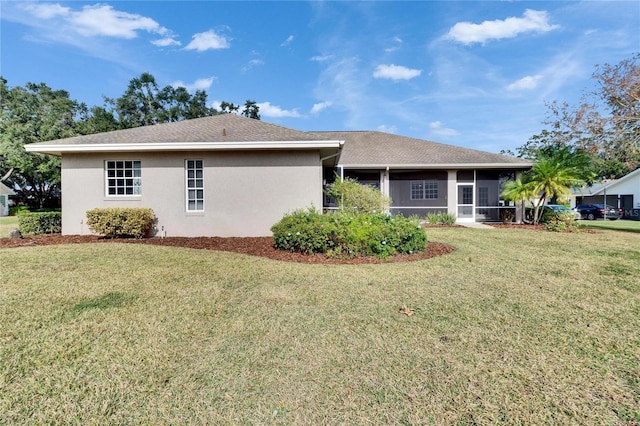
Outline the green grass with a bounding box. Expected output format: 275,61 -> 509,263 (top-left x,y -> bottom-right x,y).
0,215 -> 19,238
1,228 -> 639,424
580,218 -> 640,233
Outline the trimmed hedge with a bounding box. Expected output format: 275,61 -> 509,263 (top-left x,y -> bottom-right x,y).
18,212 -> 62,235
86,208 -> 156,238
271,208 -> 426,259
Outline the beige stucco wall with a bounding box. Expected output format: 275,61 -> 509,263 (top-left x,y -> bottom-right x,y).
61,150 -> 323,237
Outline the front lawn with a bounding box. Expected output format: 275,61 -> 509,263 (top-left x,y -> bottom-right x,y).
580,218 -> 640,233
1,228 -> 639,424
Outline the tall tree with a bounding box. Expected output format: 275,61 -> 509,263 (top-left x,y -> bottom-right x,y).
0,77 -> 81,208
512,54 -> 640,179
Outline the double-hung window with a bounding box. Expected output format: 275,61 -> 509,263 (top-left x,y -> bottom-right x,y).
410,179 -> 438,200
106,160 -> 141,196
186,160 -> 204,212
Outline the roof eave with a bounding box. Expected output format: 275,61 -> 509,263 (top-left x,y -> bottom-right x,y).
338,162 -> 533,169
25,140 -> 344,156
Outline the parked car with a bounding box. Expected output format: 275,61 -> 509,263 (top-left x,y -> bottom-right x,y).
545,204 -> 582,220
575,203 -> 622,220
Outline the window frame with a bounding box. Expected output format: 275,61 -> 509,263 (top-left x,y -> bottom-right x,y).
410,179 -> 438,200
105,160 -> 142,197
185,159 -> 205,212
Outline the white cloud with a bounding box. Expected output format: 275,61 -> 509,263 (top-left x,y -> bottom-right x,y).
152,37 -> 181,47
310,101 -> 332,114
310,55 -> 333,62
70,4 -> 168,39
22,3 -> 69,19
507,74 -> 543,91
172,77 -> 216,92
373,64 -> 422,81
241,59 -> 265,73
20,2 -> 174,42
429,121 -> 459,137
385,36 -> 403,52
257,102 -> 301,118
377,124 -> 397,134
185,30 -> 230,51
281,35 -> 294,46
445,9 -> 560,45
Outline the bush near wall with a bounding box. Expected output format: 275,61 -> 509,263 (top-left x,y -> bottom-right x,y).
86,208 -> 156,238
271,208 -> 427,259
18,212 -> 62,235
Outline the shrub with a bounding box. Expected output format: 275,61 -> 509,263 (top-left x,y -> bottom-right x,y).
9,205 -> 30,216
544,212 -> 581,233
500,209 -> 515,223
271,208 -> 426,259
18,212 -> 62,235
425,212 -> 456,225
325,177 -> 391,213
86,208 -> 156,238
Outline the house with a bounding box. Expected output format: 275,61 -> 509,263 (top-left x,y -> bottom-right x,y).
0,182 -> 15,216
25,114 -> 532,237
574,167 -> 640,220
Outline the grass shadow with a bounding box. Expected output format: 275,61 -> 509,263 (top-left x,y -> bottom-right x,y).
71,291 -> 135,313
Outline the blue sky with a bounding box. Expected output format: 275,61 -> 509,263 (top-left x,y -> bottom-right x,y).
1,1 -> 638,153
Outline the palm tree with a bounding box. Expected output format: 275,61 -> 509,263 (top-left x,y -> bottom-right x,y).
501,175 -> 536,223
502,146 -> 593,224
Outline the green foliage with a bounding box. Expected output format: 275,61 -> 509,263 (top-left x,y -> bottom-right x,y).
502,146 -> 592,224
86,208 -> 156,238
325,177 -> 391,214
425,212 -> 456,225
18,212 -> 61,235
0,77 -> 78,208
543,211 -> 582,232
9,205 -> 30,216
271,208 -> 426,259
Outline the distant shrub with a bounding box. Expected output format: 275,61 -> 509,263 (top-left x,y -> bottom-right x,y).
9,206 -> 30,216
271,208 -> 426,259
500,209 -> 515,223
86,208 -> 156,238
544,212 -> 581,233
425,212 -> 456,225
324,177 -> 391,214
18,212 -> 62,235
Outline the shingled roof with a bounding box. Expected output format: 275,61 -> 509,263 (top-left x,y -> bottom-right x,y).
312,131 -> 531,169
26,114 -> 531,169
37,114 -> 328,145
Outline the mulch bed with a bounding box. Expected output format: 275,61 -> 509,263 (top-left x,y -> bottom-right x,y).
0,234 -> 454,265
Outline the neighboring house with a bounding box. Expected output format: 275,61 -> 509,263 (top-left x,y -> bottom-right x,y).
26,114 -> 532,237
574,168 -> 640,220
0,182 -> 15,217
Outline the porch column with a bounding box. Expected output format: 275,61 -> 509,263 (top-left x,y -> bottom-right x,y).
380,168 -> 390,197
514,170 -> 524,223
447,170 -> 457,216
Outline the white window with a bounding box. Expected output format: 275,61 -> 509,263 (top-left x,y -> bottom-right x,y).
106,161 -> 141,196
411,180 -> 438,200
186,160 -> 204,211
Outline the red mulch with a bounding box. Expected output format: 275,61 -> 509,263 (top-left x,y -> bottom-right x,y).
0,234 -> 454,264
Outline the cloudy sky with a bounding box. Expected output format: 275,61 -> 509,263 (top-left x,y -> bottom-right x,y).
1,1 -> 638,153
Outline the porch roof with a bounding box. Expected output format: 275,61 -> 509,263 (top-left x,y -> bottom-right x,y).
312,131 -> 532,169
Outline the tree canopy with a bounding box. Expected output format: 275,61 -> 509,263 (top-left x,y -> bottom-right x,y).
0,77 -> 80,208
1,73 -> 260,208
507,53 -> 639,180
